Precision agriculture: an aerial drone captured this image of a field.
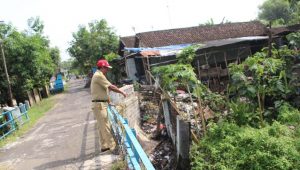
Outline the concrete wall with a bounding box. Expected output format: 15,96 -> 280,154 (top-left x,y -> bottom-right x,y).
110,85 -> 140,129
125,58 -> 138,81
109,85 -> 134,105
123,94 -> 140,129
109,85 -> 159,154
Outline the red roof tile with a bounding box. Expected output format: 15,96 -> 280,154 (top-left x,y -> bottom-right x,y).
120,36 -> 136,48
134,21 -> 267,47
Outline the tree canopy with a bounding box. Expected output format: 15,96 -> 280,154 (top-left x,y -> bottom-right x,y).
68,19 -> 119,74
0,18 -> 60,104
258,0 -> 300,25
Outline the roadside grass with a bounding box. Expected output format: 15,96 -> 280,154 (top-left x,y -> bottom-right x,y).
0,96 -> 57,148
111,159 -> 127,170
63,81 -> 70,92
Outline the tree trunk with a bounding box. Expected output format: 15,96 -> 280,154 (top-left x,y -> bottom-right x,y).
198,97 -> 206,136
257,92 -> 265,127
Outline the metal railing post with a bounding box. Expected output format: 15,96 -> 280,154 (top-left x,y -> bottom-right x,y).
107,105 -> 155,170
131,128 -> 140,163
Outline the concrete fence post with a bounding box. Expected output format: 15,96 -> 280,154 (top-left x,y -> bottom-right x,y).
33,88 -> 41,103
12,106 -> 22,125
24,100 -> 30,110
27,91 -> 35,106
162,100 -> 176,145
176,115 -> 190,170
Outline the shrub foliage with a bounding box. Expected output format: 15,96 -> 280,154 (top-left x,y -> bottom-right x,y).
191,122 -> 300,170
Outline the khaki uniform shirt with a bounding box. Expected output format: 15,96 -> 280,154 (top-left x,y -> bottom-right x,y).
91,70 -> 112,101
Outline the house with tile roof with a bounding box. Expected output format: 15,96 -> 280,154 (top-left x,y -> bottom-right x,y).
118,21 -> 299,91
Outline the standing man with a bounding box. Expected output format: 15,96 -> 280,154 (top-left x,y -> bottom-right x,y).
91,59 -> 127,153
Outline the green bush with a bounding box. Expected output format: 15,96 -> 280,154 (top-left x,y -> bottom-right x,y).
228,100 -> 259,127
190,122 -> 300,170
278,102 -> 300,125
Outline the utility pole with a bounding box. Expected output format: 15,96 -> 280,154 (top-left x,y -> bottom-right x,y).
0,21 -> 13,106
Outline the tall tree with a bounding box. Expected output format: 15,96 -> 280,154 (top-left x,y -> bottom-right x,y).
288,0 -> 300,23
61,58 -> 80,75
0,19 -> 57,103
258,0 -> 300,25
27,16 -> 44,34
68,19 -> 119,73
49,47 -> 61,67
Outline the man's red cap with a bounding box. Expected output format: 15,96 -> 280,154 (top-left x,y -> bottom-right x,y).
97,59 -> 112,68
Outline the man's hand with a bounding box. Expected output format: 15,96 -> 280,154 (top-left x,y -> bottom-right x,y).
109,85 -> 128,98
108,85 -> 119,92
122,92 -> 128,98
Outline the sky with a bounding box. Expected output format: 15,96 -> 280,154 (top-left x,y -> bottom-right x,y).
1,0 -> 266,61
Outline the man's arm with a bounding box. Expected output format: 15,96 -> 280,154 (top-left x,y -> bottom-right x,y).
108,85 -> 127,97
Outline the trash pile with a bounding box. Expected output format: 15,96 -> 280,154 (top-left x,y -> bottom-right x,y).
139,97 -> 159,135
138,91 -> 176,169
138,86 -> 226,168
149,139 -> 176,170
173,89 -> 226,138
137,85 -> 228,168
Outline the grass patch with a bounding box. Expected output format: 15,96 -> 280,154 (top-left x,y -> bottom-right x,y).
111,159 -> 127,170
0,96 -> 57,148
63,81 -> 69,92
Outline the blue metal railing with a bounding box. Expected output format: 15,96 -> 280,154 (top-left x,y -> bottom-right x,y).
0,103 -> 30,140
107,105 -> 155,170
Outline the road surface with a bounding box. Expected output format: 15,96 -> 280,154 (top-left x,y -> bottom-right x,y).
0,79 -> 118,170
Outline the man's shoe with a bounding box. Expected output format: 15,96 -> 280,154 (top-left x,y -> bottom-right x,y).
100,148 -> 110,153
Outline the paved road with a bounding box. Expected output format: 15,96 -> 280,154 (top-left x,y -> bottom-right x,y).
0,79 -> 118,170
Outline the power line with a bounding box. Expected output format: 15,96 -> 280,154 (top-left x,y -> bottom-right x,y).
166,0 -> 173,28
